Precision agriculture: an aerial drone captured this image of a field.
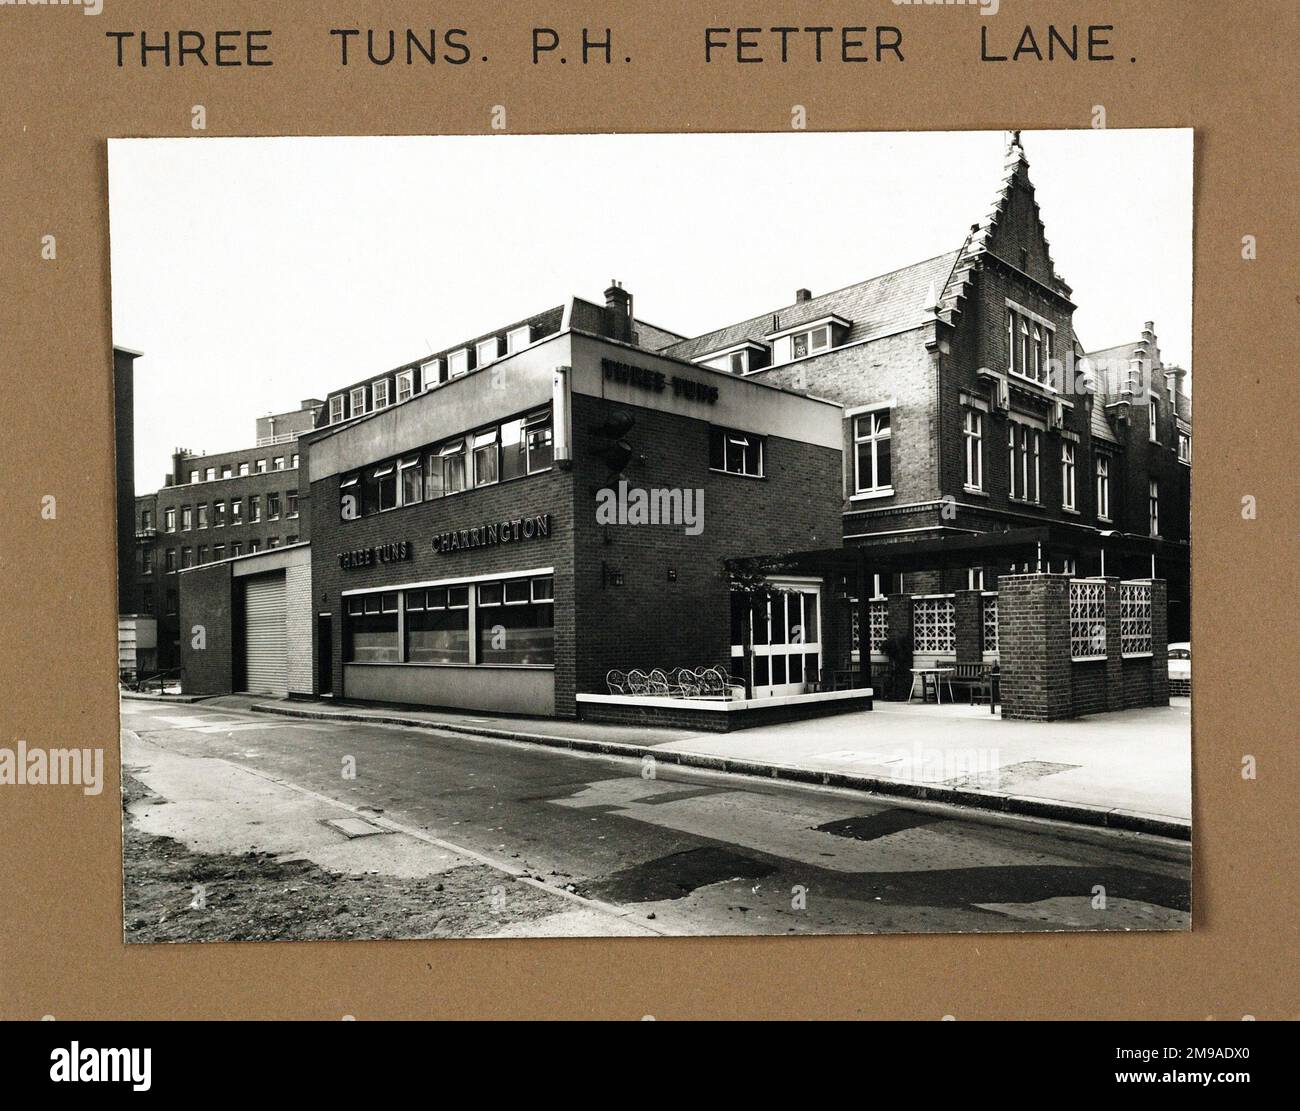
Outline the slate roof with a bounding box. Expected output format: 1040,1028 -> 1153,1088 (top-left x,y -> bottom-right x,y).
661,251 -> 960,363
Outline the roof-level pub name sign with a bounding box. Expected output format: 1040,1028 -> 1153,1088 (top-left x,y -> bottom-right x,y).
602,358 -> 719,405
337,515 -> 552,567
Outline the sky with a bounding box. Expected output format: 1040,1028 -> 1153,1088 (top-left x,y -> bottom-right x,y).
108,129 -> 1193,490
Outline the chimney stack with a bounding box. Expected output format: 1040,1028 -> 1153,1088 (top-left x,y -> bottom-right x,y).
795,288 -> 812,303
603,280 -> 634,343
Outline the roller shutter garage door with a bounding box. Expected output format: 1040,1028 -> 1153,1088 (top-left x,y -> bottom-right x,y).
242,573 -> 288,696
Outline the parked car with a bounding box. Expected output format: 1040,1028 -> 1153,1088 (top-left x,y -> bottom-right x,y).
1167,642 -> 1191,682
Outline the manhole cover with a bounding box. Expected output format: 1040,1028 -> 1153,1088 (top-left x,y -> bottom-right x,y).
323,817 -> 390,839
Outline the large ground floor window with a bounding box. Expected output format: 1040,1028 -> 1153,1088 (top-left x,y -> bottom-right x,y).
345,572 -> 554,667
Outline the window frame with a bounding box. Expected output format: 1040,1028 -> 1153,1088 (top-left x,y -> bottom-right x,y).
710,426 -> 765,478
851,408 -> 893,496
396,369 -> 414,403
963,408 -> 983,491
1095,454 -> 1111,521
1061,441 -> 1077,511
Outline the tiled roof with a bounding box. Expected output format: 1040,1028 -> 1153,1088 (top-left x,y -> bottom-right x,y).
661,251 -> 960,363
1089,396 -> 1122,445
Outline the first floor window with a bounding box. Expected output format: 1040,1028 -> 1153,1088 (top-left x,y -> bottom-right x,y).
1061,441 -> 1077,510
268,492 -> 281,520
249,494 -> 261,522
231,498 -> 243,524
181,505 -> 192,530
963,409 -> 983,490
286,490 -> 299,517
164,549 -> 175,573
366,464 -> 397,512
473,427 -> 500,487
1149,479 -> 1160,536
853,409 -> 892,493
710,426 -> 764,477
164,507 -> 176,532
345,593 -> 400,663
197,503 -> 209,529
214,500 -> 226,527
432,439 -> 466,496
181,547 -> 193,568
1095,454 -> 1111,520
399,457 -> 421,506
1009,423 -> 1040,502
403,586 -> 469,663
476,577 -> 554,665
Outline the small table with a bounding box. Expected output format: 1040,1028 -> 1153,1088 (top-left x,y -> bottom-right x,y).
909,667 -> 955,704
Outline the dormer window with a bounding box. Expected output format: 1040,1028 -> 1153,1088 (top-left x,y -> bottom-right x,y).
692,341 -> 769,376
447,349 -> 469,378
420,359 -> 441,390
506,326 -> 531,354
373,378 -> 390,409
396,369 -> 414,403
475,337 -> 499,366
764,314 -> 850,366
349,386 -> 367,416
792,325 -> 830,359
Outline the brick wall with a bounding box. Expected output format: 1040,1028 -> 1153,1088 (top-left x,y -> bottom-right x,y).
999,573 -> 1169,721
177,562 -> 233,695
310,461 -> 576,710
569,391 -> 842,706
285,561 -> 313,697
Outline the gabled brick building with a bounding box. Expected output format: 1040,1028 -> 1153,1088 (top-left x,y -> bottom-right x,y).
660,133 -> 1191,640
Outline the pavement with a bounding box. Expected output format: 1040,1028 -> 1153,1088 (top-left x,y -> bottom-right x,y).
119,697 -> 1192,939
246,694 -> 1192,837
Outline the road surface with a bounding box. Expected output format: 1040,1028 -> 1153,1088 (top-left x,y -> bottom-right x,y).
120,698 -> 1191,939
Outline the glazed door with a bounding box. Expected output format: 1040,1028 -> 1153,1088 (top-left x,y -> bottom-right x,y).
731,582 -> 822,697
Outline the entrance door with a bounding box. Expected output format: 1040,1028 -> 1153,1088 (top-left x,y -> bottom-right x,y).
242,573 -> 288,695
317,614 -> 333,696
730,581 -> 822,697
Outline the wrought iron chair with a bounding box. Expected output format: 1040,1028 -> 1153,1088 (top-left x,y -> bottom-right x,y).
605,669 -> 628,695
625,669 -> 650,696
646,668 -> 673,696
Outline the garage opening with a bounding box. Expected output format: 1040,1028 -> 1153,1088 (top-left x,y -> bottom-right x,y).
241,571 -> 288,696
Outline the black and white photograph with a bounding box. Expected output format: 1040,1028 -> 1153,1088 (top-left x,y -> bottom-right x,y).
110,128 -> 1193,942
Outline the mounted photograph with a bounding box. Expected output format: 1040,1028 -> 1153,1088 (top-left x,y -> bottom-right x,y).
109,128 -> 1193,942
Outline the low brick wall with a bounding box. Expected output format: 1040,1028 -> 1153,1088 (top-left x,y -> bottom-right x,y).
576,691 -> 873,732
998,574 -> 1169,721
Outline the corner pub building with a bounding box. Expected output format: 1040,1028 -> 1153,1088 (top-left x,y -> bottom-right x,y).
163,134 -> 1187,723
304,287 -> 845,719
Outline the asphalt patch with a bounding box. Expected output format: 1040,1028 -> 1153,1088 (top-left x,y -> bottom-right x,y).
583,846 -> 776,903
814,809 -> 948,843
